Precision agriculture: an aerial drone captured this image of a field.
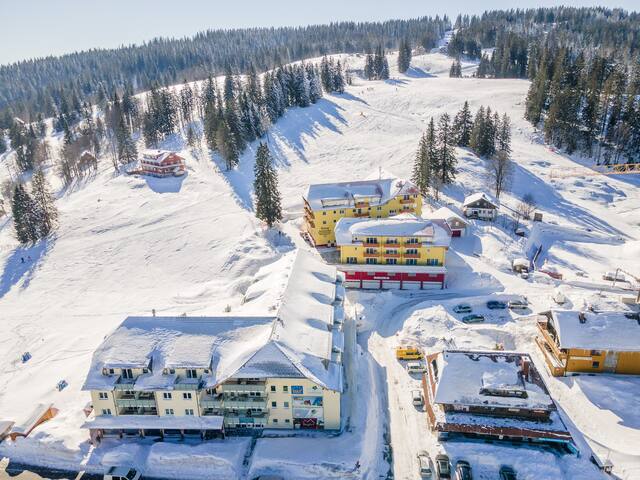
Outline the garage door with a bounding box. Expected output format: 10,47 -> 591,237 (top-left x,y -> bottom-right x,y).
362,280 -> 381,289
451,229 -> 462,237
402,281 -> 422,290
381,280 -> 401,289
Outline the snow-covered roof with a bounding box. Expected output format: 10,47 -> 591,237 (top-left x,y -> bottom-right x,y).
428,206 -> 469,226
304,177 -> 418,210
512,258 -> 530,268
462,192 -> 498,208
334,214 -> 451,247
83,250 -> 344,392
550,310 -> 640,352
82,414 -> 224,431
433,351 -> 555,411
11,403 -> 55,435
141,149 -> 179,164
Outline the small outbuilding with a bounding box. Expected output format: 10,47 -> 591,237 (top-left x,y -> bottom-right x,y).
512,257 -> 530,274
462,193 -> 498,220
430,206 -> 470,237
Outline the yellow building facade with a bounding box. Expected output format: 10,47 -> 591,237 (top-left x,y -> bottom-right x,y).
536,310 -> 640,376
303,178 -> 422,246
335,215 -> 450,290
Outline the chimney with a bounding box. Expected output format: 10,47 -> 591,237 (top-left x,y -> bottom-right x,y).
521,358 -> 530,382
579,312 -> 587,323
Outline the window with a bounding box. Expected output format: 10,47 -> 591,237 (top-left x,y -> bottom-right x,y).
108,368 -> 115,375
389,210 -> 396,215
283,386 -> 289,392
284,401 -> 290,408
406,248 -> 418,255
365,237 -> 377,244
386,258 -> 398,265
186,369 -> 197,378
403,194 -> 410,200
322,211 -> 326,215
339,210 -> 345,214
271,401 -> 277,408
122,368 -> 133,379
365,247 -> 377,255
406,259 -> 417,265
183,392 -> 192,400
270,385 -> 276,392
406,238 -> 418,244
272,418 -> 279,424
426,258 -> 440,266
365,258 -> 378,265
387,238 -> 398,244
385,249 -> 398,255
163,392 -> 172,400
185,409 -> 194,416
165,408 -> 174,415
346,257 -> 357,264
323,221 -> 327,225
377,206 -> 382,211
99,392 -> 108,400
590,350 -> 602,356
101,408 -> 112,415
592,361 -> 600,369
285,419 -> 291,423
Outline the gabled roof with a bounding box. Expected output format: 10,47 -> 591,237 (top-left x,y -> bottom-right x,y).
304,177 -> 418,210
335,214 -> 451,247
83,250 -> 344,392
429,206 -> 469,227
462,192 -> 498,208
550,310 -> 640,351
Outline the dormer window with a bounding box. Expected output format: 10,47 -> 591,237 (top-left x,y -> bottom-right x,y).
142,368 -> 149,374
186,369 -> 198,379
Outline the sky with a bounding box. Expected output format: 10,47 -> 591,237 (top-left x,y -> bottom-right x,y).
0,0 -> 637,65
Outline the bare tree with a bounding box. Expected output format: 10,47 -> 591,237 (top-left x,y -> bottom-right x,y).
487,150 -> 513,199
519,193 -> 537,220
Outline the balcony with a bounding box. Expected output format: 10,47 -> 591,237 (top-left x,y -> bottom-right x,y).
220,383 -> 266,394
200,396 -> 224,409
354,212 -> 369,218
383,253 -> 400,258
174,378 -> 202,390
363,251 -> 379,258
400,198 -> 416,204
114,377 -> 136,390
363,241 -> 379,246
354,201 -> 369,208
115,397 -> 157,409
223,399 -> 268,410
383,242 -> 400,248
403,253 -> 420,259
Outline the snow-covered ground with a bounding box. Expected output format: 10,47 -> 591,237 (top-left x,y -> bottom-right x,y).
1,49 -> 640,479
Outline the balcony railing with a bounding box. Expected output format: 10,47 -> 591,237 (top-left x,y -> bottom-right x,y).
114,377 -> 136,390
174,378 -> 202,390
399,198 -> 415,204
403,253 -> 420,259
383,253 -> 400,258
383,242 -> 400,248
353,212 -> 369,218
363,251 -> 379,257
220,383 -> 266,393
354,202 -> 369,208
115,398 -> 157,408
363,241 -> 379,246
223,399 -> 268,410
200,397 -> 224,409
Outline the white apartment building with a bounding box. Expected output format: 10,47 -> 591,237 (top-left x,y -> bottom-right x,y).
82,250 -> 345,443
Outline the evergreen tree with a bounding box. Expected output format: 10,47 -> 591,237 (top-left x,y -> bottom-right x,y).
436,113 -> 457,184
497,113 -> 512,154
470,106 -> 485,154
216,121 -> 239,170
364,54 -> 375,80
453,101 -> 473,147
116,115 -> 138,164
253,142 -> 282,227
397,38 -> 412,73
11,183 -> 39,243
449,59 -> 462,78
412,119 -> 437,197
31,167 -> 58,237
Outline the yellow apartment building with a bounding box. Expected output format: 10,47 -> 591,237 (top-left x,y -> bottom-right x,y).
303,177 -> 422,246
536,310 -> 640,376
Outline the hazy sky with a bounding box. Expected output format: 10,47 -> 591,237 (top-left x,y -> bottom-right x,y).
1,0 -> 637,65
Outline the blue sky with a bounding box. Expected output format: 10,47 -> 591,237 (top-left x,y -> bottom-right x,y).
1,0 -> 637,65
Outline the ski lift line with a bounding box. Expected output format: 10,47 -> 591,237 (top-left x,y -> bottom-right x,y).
549,162 -> 640,178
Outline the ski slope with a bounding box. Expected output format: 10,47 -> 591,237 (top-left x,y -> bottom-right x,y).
1,50 -> 640,479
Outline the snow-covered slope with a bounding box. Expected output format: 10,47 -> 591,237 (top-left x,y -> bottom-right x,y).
1,50 -> 639,479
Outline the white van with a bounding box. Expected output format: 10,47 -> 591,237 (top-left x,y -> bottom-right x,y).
104,467 -> 141,480
412,389 -> 424,406
417,452 -> 434,478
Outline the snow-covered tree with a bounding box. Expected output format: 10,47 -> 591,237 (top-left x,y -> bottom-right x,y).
253,142 -> 282,227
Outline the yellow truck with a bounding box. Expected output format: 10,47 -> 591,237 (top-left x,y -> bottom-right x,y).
396,346 -> 423,360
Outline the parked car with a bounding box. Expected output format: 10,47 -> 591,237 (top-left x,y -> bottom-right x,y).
407,361 -> 426,374
453,303 -> 472,314
508,299 -> 528,310
417,452 -> 434,478
396,346 -> 423,360
455,460 -> 472,480
487,300 -> 507,309
412,389 -> 424,406
435,454 -> 451,479
499,465 -> 517,480
104,467 -> 140,480
461,314 -> 485,324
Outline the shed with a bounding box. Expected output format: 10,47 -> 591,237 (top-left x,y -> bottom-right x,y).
512,258 -> 530,273
462,193 -> 498,220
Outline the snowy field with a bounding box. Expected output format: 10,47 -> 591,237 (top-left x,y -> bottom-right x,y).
1,49 -> 640,479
